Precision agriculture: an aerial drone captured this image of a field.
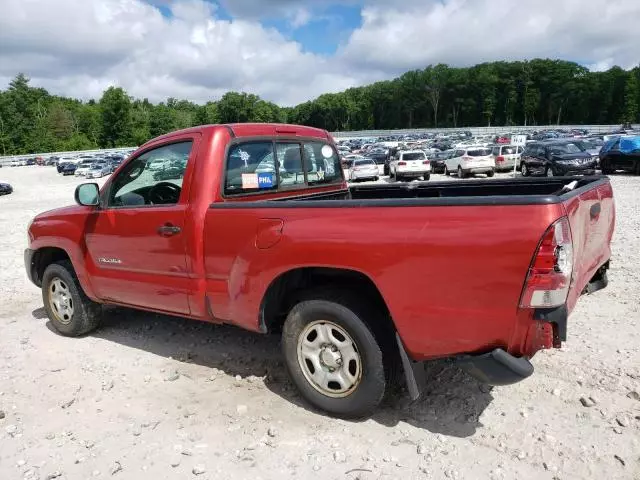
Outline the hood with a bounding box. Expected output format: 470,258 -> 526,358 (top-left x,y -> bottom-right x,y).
34,204 -> 89,221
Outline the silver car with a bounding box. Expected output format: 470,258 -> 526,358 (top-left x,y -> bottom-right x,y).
85,163 -> 111,179
349,158 -> 379,182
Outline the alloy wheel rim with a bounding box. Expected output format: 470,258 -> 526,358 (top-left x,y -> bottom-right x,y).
297,320 -> 362,398
49,277 -> 74,325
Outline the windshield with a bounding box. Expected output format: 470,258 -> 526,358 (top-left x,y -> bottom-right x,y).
402,152 -> 426,160
549,143 -> 583,155
467,148 -> 492,156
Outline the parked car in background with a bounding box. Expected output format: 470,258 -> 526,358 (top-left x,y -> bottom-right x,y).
599,135 -> 640,175
10,160 -> 19,167
0,182 -> 13,195
520,141 -> 598,177
430,150 -> 455,173
46,156 -> 60,166
25,158 -> 37,166
61,163 -> 78,176
444,146 -> 495,178
85,163 -> 111,179
389,150 -> 431,181
491,145 -> 523,172
349,158 -> 379,182
75,160 -> 94,177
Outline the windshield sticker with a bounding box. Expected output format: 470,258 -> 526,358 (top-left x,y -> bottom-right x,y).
239,149 -> 250,168
321,145 -> 334,158
241,173 -> 259,189
257,172 -> 274,188
316,169 -> 325,180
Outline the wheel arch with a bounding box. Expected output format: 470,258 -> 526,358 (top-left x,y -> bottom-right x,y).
259,266 -> 394,336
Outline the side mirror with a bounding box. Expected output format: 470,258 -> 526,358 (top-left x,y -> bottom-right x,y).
75,183 -> 100,206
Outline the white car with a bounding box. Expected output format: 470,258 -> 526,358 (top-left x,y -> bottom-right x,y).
389,150 -> 431,181
349,158 -> 379,182
444,146 -> 495,178
490,145 -> 523,171
75,160 -> 94,176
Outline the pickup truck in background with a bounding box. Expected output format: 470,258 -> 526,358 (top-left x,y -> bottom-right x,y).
25,123 -> 615,417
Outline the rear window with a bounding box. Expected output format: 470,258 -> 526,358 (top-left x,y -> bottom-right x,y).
502,146 -> 517,154
467,148 -> 492,156
401,152 -> 426,161
224,140 -> 342,195
354,159 -> 375,166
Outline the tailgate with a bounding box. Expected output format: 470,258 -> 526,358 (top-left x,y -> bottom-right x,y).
562,178 -> 615,312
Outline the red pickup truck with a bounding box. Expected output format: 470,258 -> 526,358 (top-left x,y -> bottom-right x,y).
25,123 -> 615,417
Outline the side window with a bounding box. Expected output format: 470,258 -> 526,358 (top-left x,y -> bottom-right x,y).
492,147 -> 500,156
108,141 -> 192,207
276,143 -> 305,188
302,141 -> 342,185
224,142 -> 278,195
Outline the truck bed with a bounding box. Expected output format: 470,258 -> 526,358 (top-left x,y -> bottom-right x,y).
217,176 -> 609,207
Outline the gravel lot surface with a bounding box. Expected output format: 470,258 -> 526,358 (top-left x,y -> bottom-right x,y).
0,166 -> 638,480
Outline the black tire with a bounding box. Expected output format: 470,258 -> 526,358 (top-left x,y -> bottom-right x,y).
444,165 -> 450,176
423,173 -> 430,181
600,159 -> 613,175
486,169 -> 495,178
457,166 -> 466,179
282,289 -> 387,418
521,163 -> 529,177
374,176 -> 379,182
42,261 -> 102,336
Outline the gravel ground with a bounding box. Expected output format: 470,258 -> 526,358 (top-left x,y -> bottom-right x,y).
0,166 -> 638,480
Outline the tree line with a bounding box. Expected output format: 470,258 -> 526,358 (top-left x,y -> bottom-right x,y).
1,58 -> 639,155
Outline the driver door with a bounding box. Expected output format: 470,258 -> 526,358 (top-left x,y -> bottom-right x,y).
84,136 -> 200,315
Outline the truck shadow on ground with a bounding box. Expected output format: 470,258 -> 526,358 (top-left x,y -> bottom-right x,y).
34,306 -> 493,438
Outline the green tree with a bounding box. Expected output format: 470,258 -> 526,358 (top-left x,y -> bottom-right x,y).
99,87 -> 132,147
622,73 -> 639,123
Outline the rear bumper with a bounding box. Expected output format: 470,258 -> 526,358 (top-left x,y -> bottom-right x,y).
463,167 -> 494,174
397,170 -> 429,177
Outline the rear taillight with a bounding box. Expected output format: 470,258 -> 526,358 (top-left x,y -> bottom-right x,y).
422,160 -> 430,165
398,161 -> 407,166
520,217 -> 574,308
496,155 -> 505,163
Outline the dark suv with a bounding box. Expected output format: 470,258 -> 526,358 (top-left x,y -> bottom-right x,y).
520,140 -> 597,177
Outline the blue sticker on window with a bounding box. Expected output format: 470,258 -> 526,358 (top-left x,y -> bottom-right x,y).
257,172 -> 274,188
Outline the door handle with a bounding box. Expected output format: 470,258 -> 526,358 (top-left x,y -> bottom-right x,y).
157,224 -> 181,236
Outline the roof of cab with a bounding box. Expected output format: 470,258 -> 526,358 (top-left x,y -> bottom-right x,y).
142,123 -> 331,147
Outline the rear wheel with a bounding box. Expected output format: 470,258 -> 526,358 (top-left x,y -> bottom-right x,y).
444,165 -> 450,176
457,166 -> 466,179
423,173 -> 430,181
42,261 -> 102,336
486,169 -> 495,178
282,290 -> 387,418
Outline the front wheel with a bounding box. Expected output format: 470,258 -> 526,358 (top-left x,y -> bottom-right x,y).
42,261 -> 102,336
282,291 -> 386,418
521,163 -> 529,177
